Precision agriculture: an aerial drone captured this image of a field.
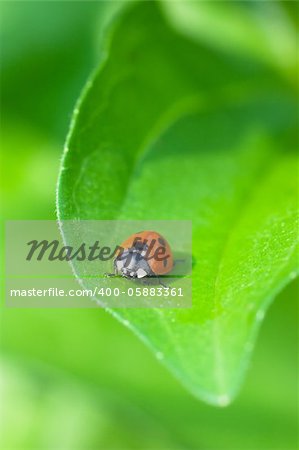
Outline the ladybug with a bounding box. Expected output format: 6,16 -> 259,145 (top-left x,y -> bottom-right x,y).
113,231 -> 174,280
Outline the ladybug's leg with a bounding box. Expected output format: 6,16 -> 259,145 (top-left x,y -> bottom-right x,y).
139,277 -> 150,286
157,277 -> 168,288
104,261 -> 117,278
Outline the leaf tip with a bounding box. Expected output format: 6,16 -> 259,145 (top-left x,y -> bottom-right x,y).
188,386 -> 233,408
216,393 -> 231,408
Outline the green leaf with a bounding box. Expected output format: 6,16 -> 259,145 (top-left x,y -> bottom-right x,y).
57,2 -> 298,405
161,0 -> 298,82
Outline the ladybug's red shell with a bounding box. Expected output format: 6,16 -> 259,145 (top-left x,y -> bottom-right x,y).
118,231 -> 173,276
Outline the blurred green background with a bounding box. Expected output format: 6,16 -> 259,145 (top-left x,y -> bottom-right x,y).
1,2 -> 298,449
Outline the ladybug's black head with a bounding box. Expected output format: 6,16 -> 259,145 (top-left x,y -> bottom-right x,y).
114,248 -> 152,279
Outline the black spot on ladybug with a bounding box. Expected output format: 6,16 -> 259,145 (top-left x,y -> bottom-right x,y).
158,238 -> 166,246
133,241 -> 147,251
163,258 -> 168,267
